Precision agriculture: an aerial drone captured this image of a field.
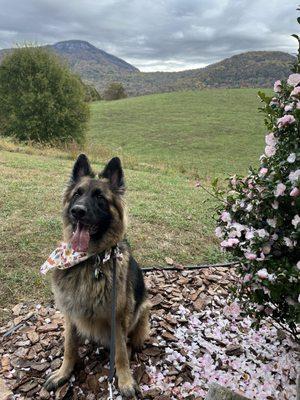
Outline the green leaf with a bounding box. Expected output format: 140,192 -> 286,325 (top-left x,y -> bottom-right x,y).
211,177 -> 219,189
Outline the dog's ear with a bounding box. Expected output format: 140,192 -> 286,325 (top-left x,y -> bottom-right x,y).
70,154 -> 93,183
99,157 -> 125,194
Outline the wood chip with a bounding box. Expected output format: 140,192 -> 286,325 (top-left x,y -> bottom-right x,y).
225,344 -> 244,356
1,355 -> 11,373
37,323 -> 58,333
0,377 -> 13,399
150,294 -> 164,307
193,298 -> 207,312
27,331 -> 39,344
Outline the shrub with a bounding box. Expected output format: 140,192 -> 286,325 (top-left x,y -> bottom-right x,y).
82,82 -> 102,102
215,33 -> 300,340
103,82 -> 127,100
0,45 -> 89,144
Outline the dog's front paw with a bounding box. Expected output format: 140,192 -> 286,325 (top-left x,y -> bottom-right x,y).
44,369 -> 70,392
118,376 -> 142,399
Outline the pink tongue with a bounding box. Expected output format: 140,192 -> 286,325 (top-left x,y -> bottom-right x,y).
71,223 -> 90,252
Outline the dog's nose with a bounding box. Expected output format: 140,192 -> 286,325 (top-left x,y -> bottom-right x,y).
71,205 -> 87,219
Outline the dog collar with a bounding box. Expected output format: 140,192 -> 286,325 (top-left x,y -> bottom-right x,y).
40,242 -> 122,275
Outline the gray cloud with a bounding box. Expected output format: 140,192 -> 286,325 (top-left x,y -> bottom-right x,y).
0,0 -> 298,71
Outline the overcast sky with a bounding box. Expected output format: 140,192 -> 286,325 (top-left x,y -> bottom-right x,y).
0,0 -> 299,71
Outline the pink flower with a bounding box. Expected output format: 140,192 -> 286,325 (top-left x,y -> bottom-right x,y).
243,273 -> 252,283
290,187 -> 300,197
274,183 -> 286,197
284,104 -> 293,112
265,132 -> 277,146
223,301 -> 241,319
292,214 -> 300,228
273,80 -> 282,92
221,238 -> 239,248
271,200 -> 279,209
287,73 -> 300,87
259,167 -> 268,176
257,229 -> 269,238
287,153 -> 296,163
265,145 -> 276,157
284,237 -> 294,248
230,176 -> 237,188
271,233 -> 278,241
277,114 -> 296,128
291,86 -> 300,98
297,261 -> 300,271
245,228 -> 255,240
215,226 -> 223,238
289,169 -> 300,184
245,252 -> 257,260
221,211 -> 231,223
257,268 -> 268,279
228,238 -> 239,246
267,218 -> 276,228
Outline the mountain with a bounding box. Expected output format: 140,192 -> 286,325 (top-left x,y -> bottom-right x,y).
0,40 -> 296,97
0,39 -> 139,86
118,51 -> 295,96
50,40 -> 139,77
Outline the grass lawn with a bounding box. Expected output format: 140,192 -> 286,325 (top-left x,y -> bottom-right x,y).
88,88 -> 269,178
0,88 -> 269,318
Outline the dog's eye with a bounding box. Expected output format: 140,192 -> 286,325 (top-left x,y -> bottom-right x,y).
74,188 -> 83,198
93,190 -> 104,199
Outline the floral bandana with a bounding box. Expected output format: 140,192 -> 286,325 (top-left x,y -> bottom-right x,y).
40,242 -> 119,275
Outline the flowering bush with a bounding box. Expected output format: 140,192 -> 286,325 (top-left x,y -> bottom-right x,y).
215,36 -> 300,339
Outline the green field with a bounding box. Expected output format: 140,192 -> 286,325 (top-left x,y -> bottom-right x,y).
88,88 -> 268,177
0,88 -> 269,318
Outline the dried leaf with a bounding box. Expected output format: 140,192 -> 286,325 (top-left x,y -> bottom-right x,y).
165,257 -> 174,265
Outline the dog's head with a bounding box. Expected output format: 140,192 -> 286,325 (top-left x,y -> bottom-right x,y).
63,154 -> 126,253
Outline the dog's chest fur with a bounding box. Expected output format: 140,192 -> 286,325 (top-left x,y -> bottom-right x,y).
51,256 -> 130,344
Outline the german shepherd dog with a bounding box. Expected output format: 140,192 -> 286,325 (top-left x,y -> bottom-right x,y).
44,154 -> 150,398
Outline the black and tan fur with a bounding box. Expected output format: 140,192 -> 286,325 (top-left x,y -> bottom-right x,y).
44,154 -> 150,398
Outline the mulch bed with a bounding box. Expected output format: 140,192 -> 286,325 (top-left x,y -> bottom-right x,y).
0,267 -> 298,400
